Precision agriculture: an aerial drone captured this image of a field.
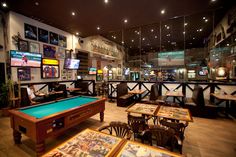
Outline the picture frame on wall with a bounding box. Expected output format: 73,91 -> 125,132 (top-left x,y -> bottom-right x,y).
17,67 -> 31,81
24,23 -> 37,40
43,44 -> 56,58
49,32 -> 59,45
61,69 -> 67,80
38,28 -> 49,43
56,47 -> 65,59
65,49 -> 71,58
29,42 -> 40,53
18,39 -> 29,51
58,35 -> 67,48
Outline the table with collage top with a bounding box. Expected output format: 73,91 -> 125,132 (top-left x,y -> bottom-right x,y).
43,128 -> 183,157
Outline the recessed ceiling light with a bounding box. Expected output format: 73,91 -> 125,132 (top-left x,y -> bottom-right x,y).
151,29 -> 154,32
227,44 -> 229,46
97,26 -> 100,30
205,19 -> 208,22
142,38 -> 145,41
184,23 -> 188,26
76,32 -> 79,35
203,17 -> 206,20
114,36 -> 116,39
131,39 -> 134,42
166,26 -> 170,29
183,31 -> 185,34
122,41 -> 124,44
35,2 -> 39,6
124,19 -> 128,23
104,0 -> 109,4
211,0 -> 216,2
2,2 -> 7,7
155,36 -> 157,39
193,37 -> 195,39
161,9 -> 165,14
72,12 -> 76,16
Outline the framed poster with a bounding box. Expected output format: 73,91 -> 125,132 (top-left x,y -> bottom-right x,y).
17,68 -> 31,81
58,35 -> 67,48
43,44 -> 56,58
29,42 -> 40,53
56,47 -> 65,59
65,49 -> 71,58
24,23 -> 37,40
67,70 -> 73,80
18,39 -> 29,51
49,32 -> 59,45
38,28 -> 49,43
61,69 -> 67,80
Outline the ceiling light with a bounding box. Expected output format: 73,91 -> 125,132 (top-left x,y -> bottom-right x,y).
161,9 -> 165,14
205,19 -> 208,23
211,0 -> 216,2
166,26 -> 170,29
104,0 -> 109,3
142,38 -> 145,41
97,26 -> 100,30
2,2 -> 7,7
35,2 -> 39,6
227,44 -> 229,46
122,41 -> 124,44
124,19 -> 128,23
168,41 -> 170,43
183,31 -> 185,34
193,37 -> 195,39
203,17 -> 206,20
155,36 -> 157,39
114,36 -> 116,39
184,23 -> 188,26
151,29 -> 154,32
76,32 -> 79,35
72,12 -> 76,16
164,25 -> 167,27
131,39 -> 134,42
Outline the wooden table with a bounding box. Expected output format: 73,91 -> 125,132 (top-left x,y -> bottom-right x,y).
128,89 -> 146,101
165,91 -> 185,105
156,106 -> 193,123
126,103 -> 159,116
211,93 -> 236,117
43,128 -> 183,157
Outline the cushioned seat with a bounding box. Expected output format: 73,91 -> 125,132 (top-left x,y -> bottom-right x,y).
117,83 -> 134,107
141,84 -> 166,104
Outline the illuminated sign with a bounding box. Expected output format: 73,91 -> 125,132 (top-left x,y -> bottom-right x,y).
42,58 -> 59,65
97,69 -> 103,74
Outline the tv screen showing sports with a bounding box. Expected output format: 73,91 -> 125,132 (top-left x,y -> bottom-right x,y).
10,50 -> 42,67
157,51 -> 184,66
89,67 -> 97,74
64,58 -> 80,70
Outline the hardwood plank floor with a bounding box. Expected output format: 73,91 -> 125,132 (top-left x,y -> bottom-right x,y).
0,100 -> 236,157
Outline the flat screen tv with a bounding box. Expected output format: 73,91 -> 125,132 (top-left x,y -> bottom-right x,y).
64,58 -> 80,70
157,51 -> 184,66
10,50 -> 42,68
89,67 -> 97,75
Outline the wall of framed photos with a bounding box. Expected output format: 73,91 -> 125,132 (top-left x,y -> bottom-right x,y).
7,11 -> 80,83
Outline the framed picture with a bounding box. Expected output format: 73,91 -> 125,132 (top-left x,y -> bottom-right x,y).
29,42 -> 40,53
56,47 -> 65,59
43,44 -> 56,58
18,39 -> 29,51
61,69 -> 67,80
24,23 -> 37,40
65,49 -> 71,58
38,28 -> 49,43
67,70 -> 73,80
17,68 -> 31,81
49,32 -> 59,45
58,35 -> 67,48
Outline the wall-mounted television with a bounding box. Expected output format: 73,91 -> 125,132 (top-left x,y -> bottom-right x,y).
157,51 -> 184,66
64,58 -> 80,70
41,58 -> 60,79
198,67 -> 208,76
89,67 -> 97,74
10,50 -> 42,68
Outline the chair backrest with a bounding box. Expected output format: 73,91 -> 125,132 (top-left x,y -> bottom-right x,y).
75,82 -> 88,92
149,84 -> 159,101
127,114 -> 148,134
99,121 -> 132,139
20,87 -> 31,107
147,126 -> 176,151
192,85 -> 205,107
117,83 -> 128,97
55,84 -> 67,97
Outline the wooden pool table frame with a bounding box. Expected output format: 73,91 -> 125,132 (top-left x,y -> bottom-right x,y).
9,96 -> 106,156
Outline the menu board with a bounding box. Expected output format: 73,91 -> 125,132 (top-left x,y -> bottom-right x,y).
43,129 -> 122,157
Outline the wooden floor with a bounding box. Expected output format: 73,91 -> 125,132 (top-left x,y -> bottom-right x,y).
0,100 -> 236,157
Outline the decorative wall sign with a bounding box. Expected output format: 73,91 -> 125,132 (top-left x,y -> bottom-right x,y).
17,67 -> 31,81
49,32 -> 59,45
24,23 -> 37,40
29,42 -> 40,53
58,35 -> 67,48
56,47 -> 65,59
18,39 -> 29,51
43,44 -> 56,58
38,28 -> 49,43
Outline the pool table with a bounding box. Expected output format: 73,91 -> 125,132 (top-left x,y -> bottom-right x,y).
9,96 -> 106,156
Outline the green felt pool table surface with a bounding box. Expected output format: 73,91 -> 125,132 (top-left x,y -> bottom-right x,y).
20,96 -> 99,119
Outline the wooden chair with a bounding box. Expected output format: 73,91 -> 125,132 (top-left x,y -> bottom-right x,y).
98,121 -> 132,140
144,125 -> 182,153
127,114 -> 150,142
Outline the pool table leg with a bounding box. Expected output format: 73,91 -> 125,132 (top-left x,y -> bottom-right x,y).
13,130 -> 22,144
100,111 -> 104,122
36,141 -> 45,156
